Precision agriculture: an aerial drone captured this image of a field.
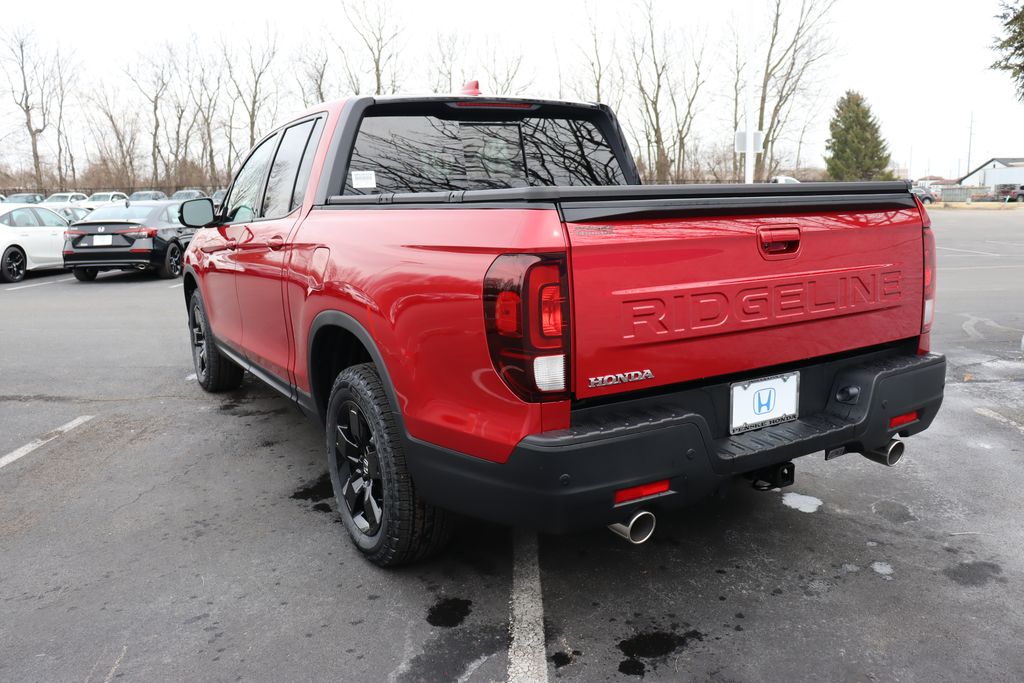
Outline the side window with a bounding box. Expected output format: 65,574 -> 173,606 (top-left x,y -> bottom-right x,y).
262,120 -> 315,219
33,209 -> 67,227
11,208 -> 41,227
224,133 -> 279,224
165,206 -> 182,225
291,117 -> 324,211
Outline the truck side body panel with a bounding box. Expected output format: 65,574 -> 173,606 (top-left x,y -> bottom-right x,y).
284,206 -> 570,462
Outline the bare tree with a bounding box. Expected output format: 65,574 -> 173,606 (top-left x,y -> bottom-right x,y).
3,30 -> 53,189
342,0 -> 403,95
629,0 -> 673,183
481,41 -> 533,96
427,32 -> 464,93
53,49 -> 77,188
191,49 -> 224,186
88,87 -> 140,188
726,22 -> 746,182
224,30 -> 279,150
570,6 -> 625,111
126,51 -> 171,184
162,47 -> 200,189
750,0 -> 836,180
669,41 -> 706,182
296,40 -> 331,106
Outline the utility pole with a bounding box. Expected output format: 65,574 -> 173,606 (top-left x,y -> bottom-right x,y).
966,112 -> 974,175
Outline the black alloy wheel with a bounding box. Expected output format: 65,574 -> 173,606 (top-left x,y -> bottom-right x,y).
333,401 -> 384,535
190,302 -> 209,383
325,364 -> 452,566
187,290 -> 244,392
1,247 -> 26,283
159,242 -> 183,278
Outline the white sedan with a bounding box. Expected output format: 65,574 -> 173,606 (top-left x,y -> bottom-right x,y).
0,204 -> 69,283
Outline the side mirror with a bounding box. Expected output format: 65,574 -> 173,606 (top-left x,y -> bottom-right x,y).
180,197 -> 216,227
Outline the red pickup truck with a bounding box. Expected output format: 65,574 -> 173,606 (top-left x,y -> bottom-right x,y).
178,94 -> 944,566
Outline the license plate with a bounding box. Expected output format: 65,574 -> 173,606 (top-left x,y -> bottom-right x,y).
93,235 -> 112,246
730,371 -> 799,435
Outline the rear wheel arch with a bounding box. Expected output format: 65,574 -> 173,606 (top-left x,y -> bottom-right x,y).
182,270 -> 198,306
308,311 -> 404,428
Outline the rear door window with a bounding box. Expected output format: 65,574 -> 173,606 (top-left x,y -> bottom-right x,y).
344,114 -> 627,194
262,119 -> 316,219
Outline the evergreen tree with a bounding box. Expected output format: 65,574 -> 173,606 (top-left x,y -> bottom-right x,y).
825,91 -> 893,181
993,2 -> 1024,100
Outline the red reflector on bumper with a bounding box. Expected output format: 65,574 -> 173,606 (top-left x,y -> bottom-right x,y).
614,479 -> 670,505
889,410 -> 919,429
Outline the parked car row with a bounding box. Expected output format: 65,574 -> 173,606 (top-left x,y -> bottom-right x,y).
0,188 -> 220,207
0,199 -> 194,283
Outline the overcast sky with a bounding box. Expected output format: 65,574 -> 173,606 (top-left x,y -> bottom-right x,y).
5,0 -> 1022,180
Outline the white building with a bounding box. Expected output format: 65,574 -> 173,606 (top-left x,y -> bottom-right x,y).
959,157 -> 1024,189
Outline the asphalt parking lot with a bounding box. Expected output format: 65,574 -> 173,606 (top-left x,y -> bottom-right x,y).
1,209 -> 1023,682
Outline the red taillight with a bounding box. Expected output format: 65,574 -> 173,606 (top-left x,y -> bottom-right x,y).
64,230 -> 84,240
484,253 -> 570,402
614,480 -> 670,505
452,101 -> 535,109
539,285 -> 563,337
889,410 -> 919,429
921,226 -> 935,334
915,195 -> 935,354
120,226 -> 157,238
495,291 -> 521,335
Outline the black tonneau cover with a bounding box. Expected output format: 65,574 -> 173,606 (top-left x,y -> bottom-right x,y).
324,181 -> 916,221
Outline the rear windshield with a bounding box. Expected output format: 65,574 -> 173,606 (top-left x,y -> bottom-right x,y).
88,193 -> 112,201
344,114 -> 627,194
87,205 -> 156,221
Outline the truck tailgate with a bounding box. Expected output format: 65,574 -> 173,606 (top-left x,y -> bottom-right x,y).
561,185 -> 924,399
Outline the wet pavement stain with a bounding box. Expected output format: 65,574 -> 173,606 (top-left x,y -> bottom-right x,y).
550,649 -> 582,668
943,561 -> 1007,587
873,500 -> 918,524
396,623 -> 507,683
311,502 -> 332,513
426,597 -> 472,628
619,658 -> 646,676
617,629 -> 705,677
291,473 -> 332,502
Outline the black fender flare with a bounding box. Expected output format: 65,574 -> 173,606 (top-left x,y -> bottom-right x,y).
306,309 -> 405,431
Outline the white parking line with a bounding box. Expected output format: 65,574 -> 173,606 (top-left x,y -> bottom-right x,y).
0,415 -> 95,471
974,407 -> 1024,436
4,276 -> 74,292
168,282 -> 184,289
936,246 -> 1001,257
940,264 -> 1024,272
507,529 -> 548,683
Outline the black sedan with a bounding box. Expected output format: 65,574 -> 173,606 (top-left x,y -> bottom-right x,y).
911,187 -> 937,204
63,201 -> 193,281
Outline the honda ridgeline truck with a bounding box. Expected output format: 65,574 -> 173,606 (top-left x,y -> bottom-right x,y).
178,93 -> 944,566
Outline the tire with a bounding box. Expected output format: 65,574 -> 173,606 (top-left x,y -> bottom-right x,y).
1016,195 -> 1023,203
326,363 -> 452,567
923,197 -> 933,204
188,290 -> 244,392
73,267 -> 98,282
158,241 -> 183,279
1,246 -> 26,283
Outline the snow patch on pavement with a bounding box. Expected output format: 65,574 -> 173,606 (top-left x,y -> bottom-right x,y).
781,492 -> 823,513
871,561 -> 894,579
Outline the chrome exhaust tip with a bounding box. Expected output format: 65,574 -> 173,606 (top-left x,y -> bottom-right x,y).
862,439 -> 905,467
608,510 -> 657,545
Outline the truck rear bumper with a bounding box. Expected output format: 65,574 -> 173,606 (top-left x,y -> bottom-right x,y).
406,345 -> 945,533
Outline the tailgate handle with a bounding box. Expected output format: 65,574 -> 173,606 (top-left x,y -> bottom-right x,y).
758,227 -> 801,256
